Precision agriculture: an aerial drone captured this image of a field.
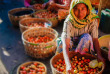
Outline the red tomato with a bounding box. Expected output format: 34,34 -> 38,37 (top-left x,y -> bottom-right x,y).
54,64 -> 57,68
72,65 -> 75,68
91,69 -> 93,72
87,59 -> 90,62
34,62 -> 38,66
20,66 -> 25,70
81,60 -> 84,64
80,65 -> 83,67
88,70 -> 91,73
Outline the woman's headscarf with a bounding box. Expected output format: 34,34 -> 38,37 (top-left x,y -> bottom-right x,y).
67,0 -> 99,29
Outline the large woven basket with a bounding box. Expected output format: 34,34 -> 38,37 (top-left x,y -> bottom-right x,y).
50,51 -> 105,74
22,27 -> 58,59
98,35 -> 110,60
34,9 -> 58,27
19,18 -> 52,33
8,7 -> 34,27
17,61 -> 47,74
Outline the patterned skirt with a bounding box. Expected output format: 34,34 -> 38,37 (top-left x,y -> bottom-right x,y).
56,33 -> 95,55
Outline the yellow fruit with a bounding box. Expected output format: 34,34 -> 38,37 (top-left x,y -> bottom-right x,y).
98,62 -> 103,68
74,70 -> 78,73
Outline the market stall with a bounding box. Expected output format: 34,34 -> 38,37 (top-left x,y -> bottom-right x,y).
0,0 -> 110,74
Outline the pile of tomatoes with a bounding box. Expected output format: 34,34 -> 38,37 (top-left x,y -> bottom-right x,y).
27,36 -> 53,43
25,22 -> 44,27
53,56 -> 101,74
35,11 -> 57,18
33,4 -> 43,10
19,62 -> 45,74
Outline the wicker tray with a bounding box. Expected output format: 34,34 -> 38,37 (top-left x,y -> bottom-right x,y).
50,51 -> 105,74
17,61 -> 47,74
8,7 -> 34,27
33,9 -> 58,27
22,27 -> 58,59
19,18 -> 52,33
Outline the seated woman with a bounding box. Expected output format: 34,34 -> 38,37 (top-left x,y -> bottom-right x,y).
43,0 -> 71,20
56,0 -> 105,73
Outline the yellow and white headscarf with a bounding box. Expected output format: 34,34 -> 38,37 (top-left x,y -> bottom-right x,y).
67,0 -> 99,29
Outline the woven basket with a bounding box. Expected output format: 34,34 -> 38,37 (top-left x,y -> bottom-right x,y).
98,35 -> 110,60
22,27 -> 58,59
50,51 -> 105,74
8,7 -> 34,27
17,61 -> 47,74
19,18 -> 52,33
34,9 -> 58,27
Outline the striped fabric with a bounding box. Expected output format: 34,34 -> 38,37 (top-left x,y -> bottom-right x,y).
62,19 -> 98,39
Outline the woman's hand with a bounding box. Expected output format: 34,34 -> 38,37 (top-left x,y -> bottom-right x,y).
49,0 -> 54,5
97,54 -> 105,65
47,3 -> 59,11
67,67 -> 74,74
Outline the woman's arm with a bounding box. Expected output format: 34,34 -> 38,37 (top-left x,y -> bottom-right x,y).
93,38 -> 105,63
91,19 -> 105,63
52,0 -> 71,9
42,0 -> 55,8
53,3 -> 70,9
61,22 -> 73,74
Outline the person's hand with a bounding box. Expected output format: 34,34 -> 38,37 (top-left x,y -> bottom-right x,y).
42,3 -> 47,9
67,67 -> 74,74
49,0 -> 54,5
47,3 -> 58,11
97,54 -> 105,65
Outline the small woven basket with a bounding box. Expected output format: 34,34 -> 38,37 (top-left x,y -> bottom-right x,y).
50,51 -> 105,74
34,9 -> 58,27
22,27 -> 58,59
17,61 -> 47,74
19,18 -> 52,33
8,7 -> 34,27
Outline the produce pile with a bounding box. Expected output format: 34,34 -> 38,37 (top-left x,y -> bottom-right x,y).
24,22 -> 44,27
19,62 -> 46,74
53,56 -> 103,74
27,36 -> 53,43
35,11 -> 58,18
33,4 -> 43,10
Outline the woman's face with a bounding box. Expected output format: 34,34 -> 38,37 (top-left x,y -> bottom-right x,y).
73,3 -> 88,20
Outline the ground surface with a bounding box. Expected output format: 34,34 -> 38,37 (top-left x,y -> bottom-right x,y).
0,1 -> 110,74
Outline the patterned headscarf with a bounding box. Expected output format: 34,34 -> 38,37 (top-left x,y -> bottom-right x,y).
67,0 -> 99,29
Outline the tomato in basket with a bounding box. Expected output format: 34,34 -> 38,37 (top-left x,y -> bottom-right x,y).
53,56 -> 103,74
25,22 -> 44,27
19,62 -> 46,74
35,11 -> 57,18
27,36 -> 53,43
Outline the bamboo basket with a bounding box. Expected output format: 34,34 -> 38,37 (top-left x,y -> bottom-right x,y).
22,27 -> 58,59
98,35 -> 110,60
34,9 -> 58,27
19,18 -> 52,33
50,51 -> 105,74
8,7 -> 34,27
17,61 -> 47,74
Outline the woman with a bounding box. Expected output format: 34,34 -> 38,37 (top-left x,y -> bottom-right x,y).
57,0 -> 105,73
43,0 -> 71,20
